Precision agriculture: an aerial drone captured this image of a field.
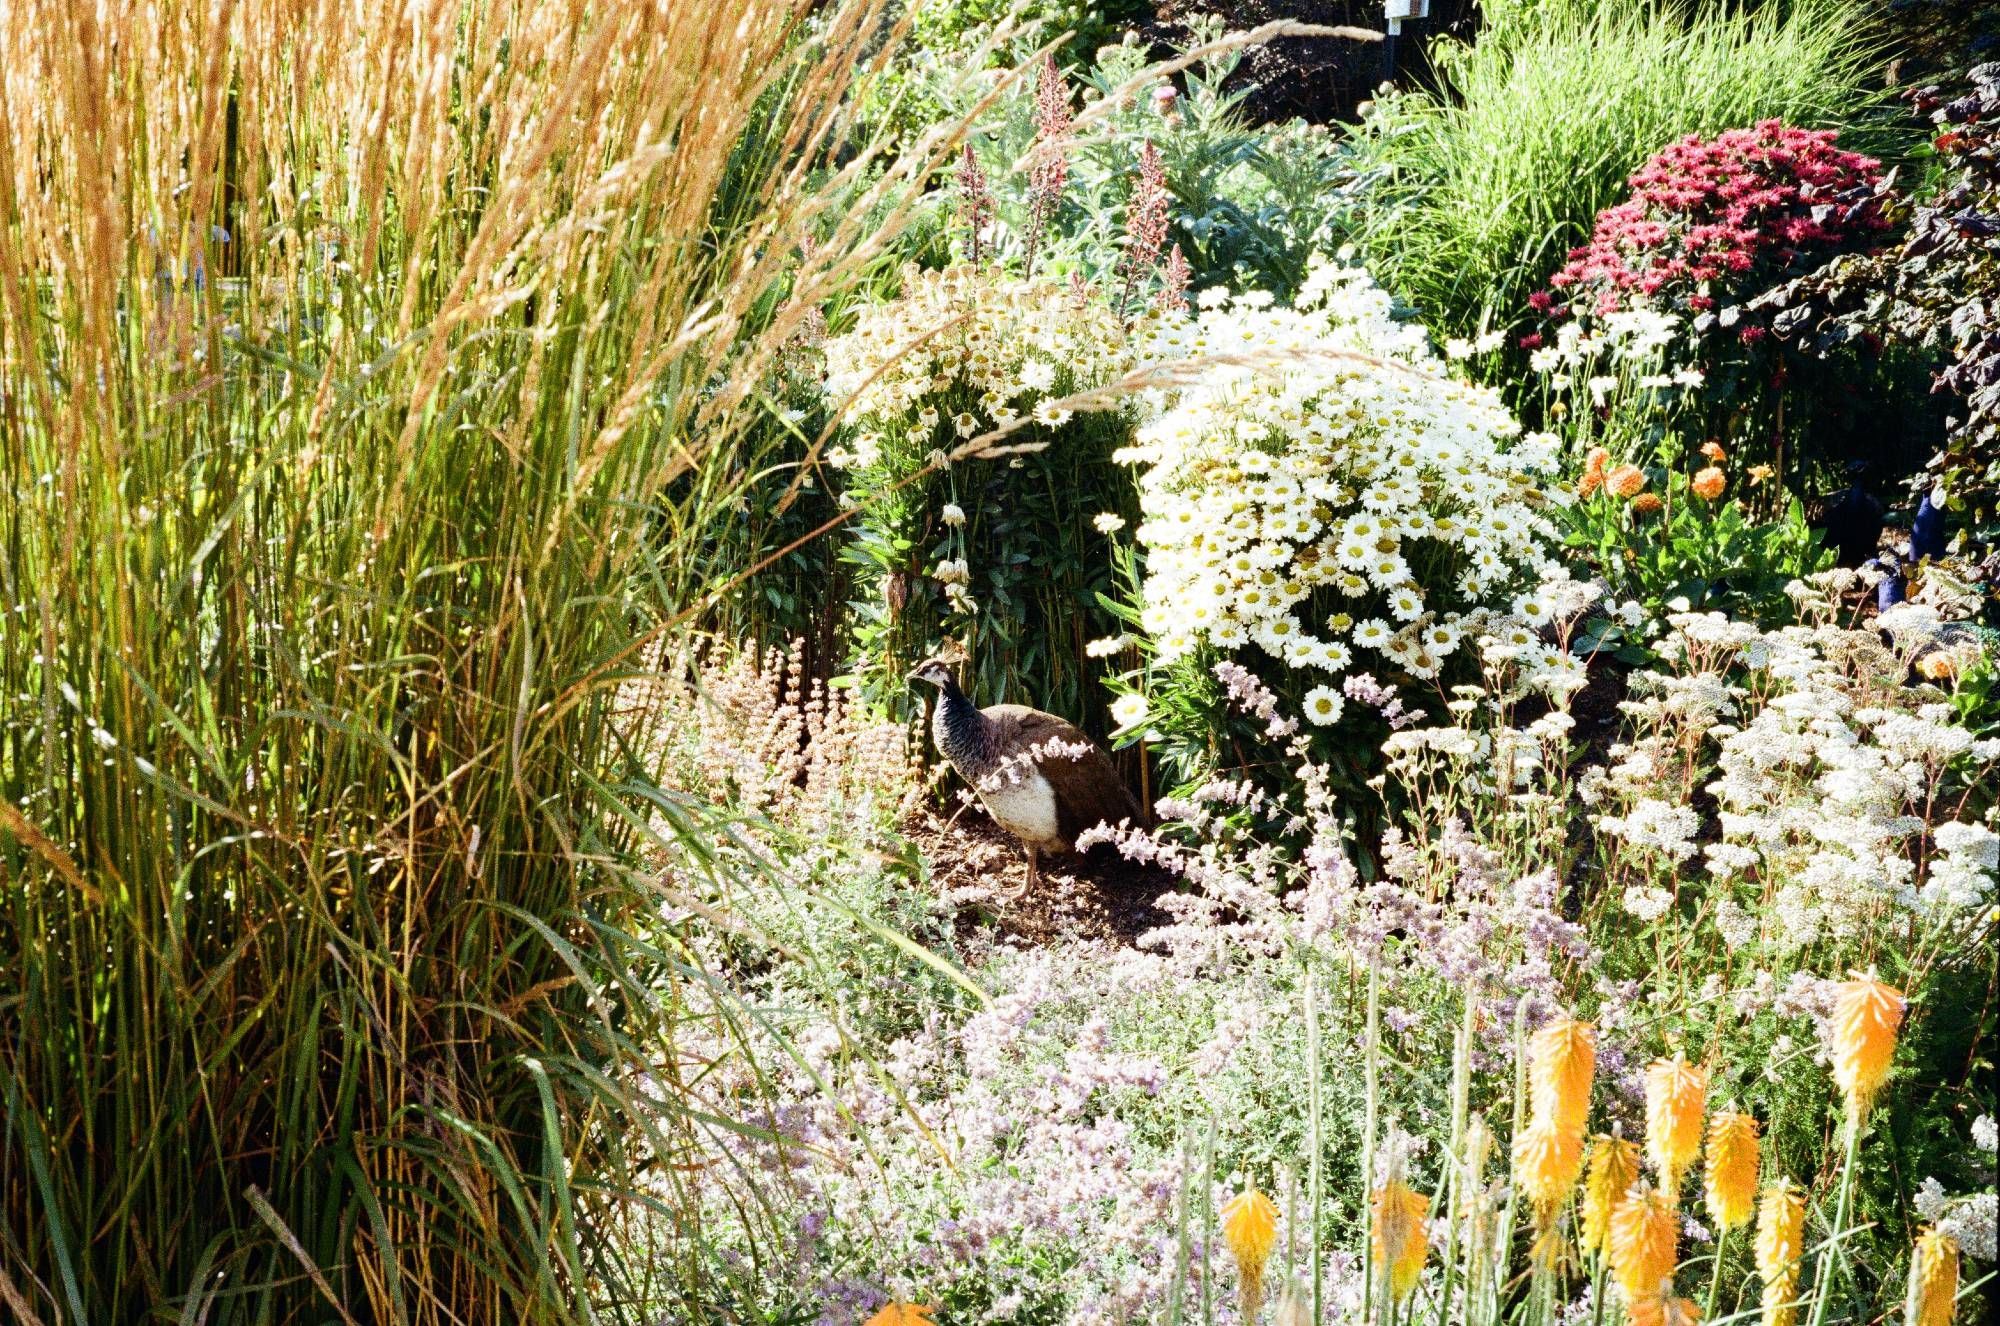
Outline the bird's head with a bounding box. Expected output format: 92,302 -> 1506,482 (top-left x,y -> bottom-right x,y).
907,658 -> 956,690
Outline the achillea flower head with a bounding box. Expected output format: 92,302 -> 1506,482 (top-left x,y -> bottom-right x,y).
1609,1184 -> 1680,1304
1583,1134 -> 1642,1256
1222,1187 -> 1280,1317
1371,1180 -> 1431,1303
1703,1111 -> 1760,1232
1530,1018 -> 1598,1138
863,1305 -> 935,1326
1754,1180 -> 1806,1326
1907,1227 -> 1960,1326
1645,1054 -> 1709,1198
1832,974 -> 1905,1118
1514,1118 -> 1586,1225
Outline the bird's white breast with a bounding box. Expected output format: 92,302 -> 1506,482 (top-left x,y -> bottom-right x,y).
980,770 -> 1062,850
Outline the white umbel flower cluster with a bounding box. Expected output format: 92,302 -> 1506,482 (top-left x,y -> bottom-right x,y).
820,263 -> 1134,470
1119,259 -> 1564,689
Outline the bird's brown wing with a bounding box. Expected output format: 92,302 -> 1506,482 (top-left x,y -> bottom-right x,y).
984,705 -> 1143,849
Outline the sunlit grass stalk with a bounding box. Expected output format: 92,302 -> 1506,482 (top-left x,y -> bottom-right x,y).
1434,991 -> 1478,1326
1360,958 -> 1383,1325
1805,1115 -> 1863,1326
1203,1112 -> 1220,1326
1308,963 -> 1326,1324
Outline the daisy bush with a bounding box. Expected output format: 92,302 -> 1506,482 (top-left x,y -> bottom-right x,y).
1109,259 -> 1568,794
822,263 -> 1140,725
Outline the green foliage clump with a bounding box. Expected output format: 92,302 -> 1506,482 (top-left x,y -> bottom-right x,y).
1347,0 -> 1894,359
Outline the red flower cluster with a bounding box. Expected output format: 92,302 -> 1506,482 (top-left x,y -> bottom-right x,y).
1535,121 -> 1888,326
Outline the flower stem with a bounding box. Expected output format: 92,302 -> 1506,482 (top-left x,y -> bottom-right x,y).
1434,992 -> 1477,1326
1307,964 -> 1325,1324
1806,1111 -> 1863,1326
1706,1225 -> 1731,1322
1361,959 -> 1382,1326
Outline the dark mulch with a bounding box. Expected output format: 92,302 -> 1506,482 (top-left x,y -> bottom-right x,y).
901,804 -> 1179,950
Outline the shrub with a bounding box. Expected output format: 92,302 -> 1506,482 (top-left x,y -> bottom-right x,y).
1536,122 -> 1890,325
1112,259 -> 1570,796
1347,0 -> 1891,361
821,264 -> 1142,729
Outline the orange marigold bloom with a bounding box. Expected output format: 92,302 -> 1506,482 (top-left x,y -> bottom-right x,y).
1530,1018 -> 1597,1139
1632,492 -> 1665,515
1908,1227 -> 1960,1326
1755,1180 -> 1807,1326
1514,1119 -> 1585,1225
1609,1185 -> 1680,1305
1582,1135 -> 1642,1256
1691,466 -> 1727,501
1832,974 -> 1905,1119
1704,1111 -> 1760,1233
1644,1055 -> 1709,1198
1371,1180 -> 1431,1303
1609,463 -> 1648,498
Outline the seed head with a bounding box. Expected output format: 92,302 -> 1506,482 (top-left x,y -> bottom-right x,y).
1644,1055 -> 1708,1198
1906,1228 -> 1959,1326
1582,1134 -> 1642,1256
1703,1111 -> 1760,1233
1530,1018 -> 1597,1138
1371,1179 -> 1431,1304
1609,1184 -> 1680,1305
1832,974 -> 1905,1119
1222,1187 -> 1280,1318
1754,1180 -> 1806,1326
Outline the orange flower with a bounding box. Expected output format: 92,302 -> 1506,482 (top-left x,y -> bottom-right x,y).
1530,1018 -> 1598,1138
1371,1180 -> 1431,1303
864,1305 -> 935,1326
1700,440 -> 1727,462
1831,974 -> 1905,1119
1644,1055 -> 1708,1199
1514,1118 -> 1585,1224
1579,469 -> 1605,498
1632,492 -> 1665,515
1908,1227 -> 1960,1326
1755,1180 -> 1807,1326
1609,1184 -> 1680,1304
1608,463 -> 1648,498
1703,1111 -> 1760,1232
1586,446 -> 1611,474
1747,464 -> 1774,486
1222,1187 -> 1280,1317
1582,1135 -> 1642,1256
1691,466 -> 1727,501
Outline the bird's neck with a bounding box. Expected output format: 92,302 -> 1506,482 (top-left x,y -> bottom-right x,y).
934,681 -> 990,771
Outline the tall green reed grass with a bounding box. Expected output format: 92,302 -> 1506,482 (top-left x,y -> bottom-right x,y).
1350,0 -> 1893,351
0,1 -> 965,1320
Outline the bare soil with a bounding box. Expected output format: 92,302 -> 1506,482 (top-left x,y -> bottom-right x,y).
901,804 -> 1179,950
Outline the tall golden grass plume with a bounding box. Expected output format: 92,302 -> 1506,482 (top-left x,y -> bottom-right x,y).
1703,1110 -> 1760,1233
1832,974 -> 1905,1120
1644,1054 -> 1709,1199
1755,1180 -> 1807,1326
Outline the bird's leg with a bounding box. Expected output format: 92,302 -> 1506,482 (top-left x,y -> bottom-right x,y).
1008,845 -> 1037,900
